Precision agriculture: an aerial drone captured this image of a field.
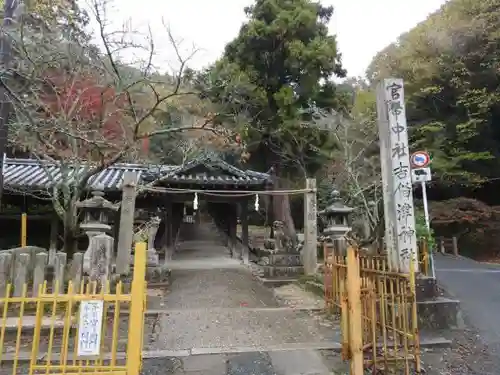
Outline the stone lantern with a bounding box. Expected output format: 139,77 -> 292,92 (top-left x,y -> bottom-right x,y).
319,189 -> 354,240
76,191 -> 119,273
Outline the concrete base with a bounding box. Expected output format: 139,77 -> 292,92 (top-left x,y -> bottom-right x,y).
266,253 -> 302,266
147,249 -> 159,264
417,297 -> 462,330
253,241 -> 305,287
262,265 -> 304,278
416,276 -> 462,330
146,264 -> 171,283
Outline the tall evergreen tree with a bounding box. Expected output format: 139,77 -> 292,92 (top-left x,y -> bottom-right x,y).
199,0 -> 348,236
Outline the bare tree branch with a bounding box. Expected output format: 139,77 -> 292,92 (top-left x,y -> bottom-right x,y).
2,0 -> 239,253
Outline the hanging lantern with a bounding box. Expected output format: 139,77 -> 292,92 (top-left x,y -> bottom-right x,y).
193,192 -> 199,210
254,194 -> 259,211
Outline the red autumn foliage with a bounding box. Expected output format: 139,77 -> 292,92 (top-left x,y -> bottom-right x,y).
39,71 -> 130,148
431,198 -> 500,259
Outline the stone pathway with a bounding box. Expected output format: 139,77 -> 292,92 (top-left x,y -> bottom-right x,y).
142,350 -> 335,375
143,223 -> 341,374
153,308 -> 337,351
146,266 -> 340,354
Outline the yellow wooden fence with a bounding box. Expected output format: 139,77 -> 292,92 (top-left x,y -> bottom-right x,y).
324,243 -> 421,375
0,242 -> 147,375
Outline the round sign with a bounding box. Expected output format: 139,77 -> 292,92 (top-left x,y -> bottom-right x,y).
411,151 -> 431,168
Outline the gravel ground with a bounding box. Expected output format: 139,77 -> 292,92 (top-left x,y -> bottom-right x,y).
273,283 -> 325,309
416,321 -> 500,374
159,268 -> 280,309
152,308 -> 339,351
147,266 -> 340,351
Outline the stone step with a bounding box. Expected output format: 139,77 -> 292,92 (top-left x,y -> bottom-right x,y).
417,297 -> 461,330
262,265 -> 304,278
304,274 -> 460,331
259,277 -> 299,288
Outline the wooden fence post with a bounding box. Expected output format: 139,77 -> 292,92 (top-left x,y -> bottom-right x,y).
21,213 -> 27,247
346,246 -> 363,375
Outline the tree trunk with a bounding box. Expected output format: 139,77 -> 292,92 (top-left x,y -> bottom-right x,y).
0,0 -> 18,212
62,199 -> 79,259
63,216 -> 78,259
270,167 -> 297,243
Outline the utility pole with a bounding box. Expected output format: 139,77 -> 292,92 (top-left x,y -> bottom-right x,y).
0,0 -> 19,211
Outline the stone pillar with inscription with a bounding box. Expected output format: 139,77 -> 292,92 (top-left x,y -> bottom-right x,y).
116,171 -> 137,275
89,233 -> 113,286
303,178 -> 317,275
376,78 -> 417,273
146,216 -> 160,266
377,81 -> 397,269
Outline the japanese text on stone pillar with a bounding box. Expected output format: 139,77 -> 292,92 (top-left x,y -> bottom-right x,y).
386,79 -> 417,272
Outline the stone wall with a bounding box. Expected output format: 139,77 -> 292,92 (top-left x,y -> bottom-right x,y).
0,246 -> 83,297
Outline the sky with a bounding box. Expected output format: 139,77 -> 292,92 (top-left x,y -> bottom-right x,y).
90,0 -> 448,78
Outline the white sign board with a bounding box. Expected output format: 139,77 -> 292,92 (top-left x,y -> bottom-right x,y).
379,78 -> 418,273
77,300 -> 104,357
411,167 -> 432,183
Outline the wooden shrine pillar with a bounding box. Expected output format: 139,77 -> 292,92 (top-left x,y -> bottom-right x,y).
240,200 -> 249,264
161,199 -> 173,262
228,203 -> 238,258
171,203 -> 184,243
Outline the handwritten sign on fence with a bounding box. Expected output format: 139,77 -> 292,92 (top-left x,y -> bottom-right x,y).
77,300 -> 104,357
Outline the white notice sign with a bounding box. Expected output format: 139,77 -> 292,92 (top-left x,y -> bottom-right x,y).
77,300 -> 104,357
411,167 -> 432,183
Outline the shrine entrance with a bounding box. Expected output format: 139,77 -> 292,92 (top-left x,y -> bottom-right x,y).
139,155 -> 270,268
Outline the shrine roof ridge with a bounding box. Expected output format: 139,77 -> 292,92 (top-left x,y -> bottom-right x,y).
2,157 -> 270,194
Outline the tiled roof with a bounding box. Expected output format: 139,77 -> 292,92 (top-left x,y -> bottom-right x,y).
147,156 -> 270,186
2,157 -> 269,194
